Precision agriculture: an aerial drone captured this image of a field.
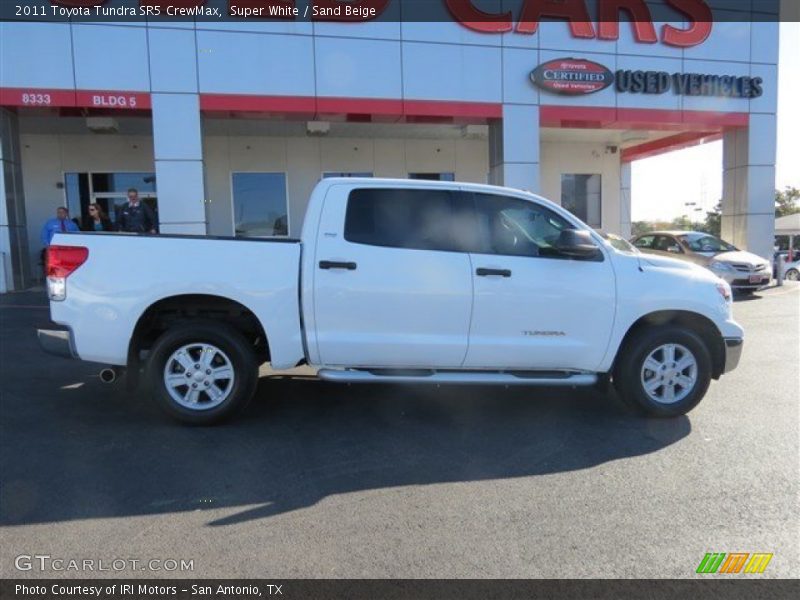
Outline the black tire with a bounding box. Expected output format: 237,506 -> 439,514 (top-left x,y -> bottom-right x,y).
146,321 -> 258,425
613,325 -> 712,417
786,268 -> 799,281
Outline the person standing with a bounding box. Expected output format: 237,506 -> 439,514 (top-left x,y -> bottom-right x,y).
82,203 -> 113,232
116,188 -> 157,234
40,206 -> 80,279
40,206 -> 79,247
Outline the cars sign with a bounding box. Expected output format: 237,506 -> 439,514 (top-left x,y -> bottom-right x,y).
531,58 -> 614,96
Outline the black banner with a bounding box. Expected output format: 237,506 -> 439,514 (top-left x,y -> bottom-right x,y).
0,0 -> 789,24
2,579 -> 799,600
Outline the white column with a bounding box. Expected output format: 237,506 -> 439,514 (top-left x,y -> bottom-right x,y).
148,26 -> 206,235
489,105 -> 540,193
721,113 -> 777,259
619,161 -> 632,239
151,94 -> 207,235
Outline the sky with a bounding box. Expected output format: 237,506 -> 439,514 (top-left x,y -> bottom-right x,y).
630,22 -> 800,223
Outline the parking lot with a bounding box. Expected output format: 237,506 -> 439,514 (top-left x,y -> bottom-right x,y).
1,285 -> 798,579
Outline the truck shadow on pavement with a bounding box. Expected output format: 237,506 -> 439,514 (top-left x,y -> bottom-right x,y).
1,363 -> 691,527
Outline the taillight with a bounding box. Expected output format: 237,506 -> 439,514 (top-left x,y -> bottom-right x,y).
46,245 -> 88,301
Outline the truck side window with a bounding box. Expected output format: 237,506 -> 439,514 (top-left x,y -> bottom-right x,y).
634,235 -> 655,249
344,188 -> 478,253
473,194 -> 572,258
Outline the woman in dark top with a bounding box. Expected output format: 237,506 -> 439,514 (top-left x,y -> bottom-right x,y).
82,203 -> 113,232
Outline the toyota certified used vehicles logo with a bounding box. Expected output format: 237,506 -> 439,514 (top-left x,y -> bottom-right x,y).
531,58 -> 614,95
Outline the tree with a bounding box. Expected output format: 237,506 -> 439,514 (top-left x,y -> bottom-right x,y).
631,188 -> 797,240
775,186 -> 800,218
631,221 -> 655,237
702,202 -> 721,237
669,215 -> 699,231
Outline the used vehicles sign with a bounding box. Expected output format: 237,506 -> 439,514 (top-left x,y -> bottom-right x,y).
531,57 -> 763,99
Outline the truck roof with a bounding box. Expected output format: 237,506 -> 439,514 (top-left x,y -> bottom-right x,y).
315,176 -> 551,204
308,177 -> 595,234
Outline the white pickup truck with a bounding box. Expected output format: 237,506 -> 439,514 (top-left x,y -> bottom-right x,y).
39,178 -> 743,424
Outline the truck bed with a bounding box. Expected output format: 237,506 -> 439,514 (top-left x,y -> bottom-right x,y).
48,232 -> 305,369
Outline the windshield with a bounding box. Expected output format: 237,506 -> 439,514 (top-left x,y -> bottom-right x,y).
601,233 -> 638,254
678,233 -> 737,253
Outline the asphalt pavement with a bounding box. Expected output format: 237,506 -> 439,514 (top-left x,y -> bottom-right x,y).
1,285 -> 798,578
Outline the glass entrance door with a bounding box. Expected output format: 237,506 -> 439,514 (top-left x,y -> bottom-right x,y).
64,172 -> 158,230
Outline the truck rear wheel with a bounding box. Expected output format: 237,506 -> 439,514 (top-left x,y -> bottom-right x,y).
613,325 -> 712,417
146,322 -> 258,425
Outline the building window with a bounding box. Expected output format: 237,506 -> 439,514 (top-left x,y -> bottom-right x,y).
323,172 -> 373,179
232,172 -> 288,237
91,172 -> 156,195
409,173 -> 455,182
561,174 -> 601,229
64,172 -> 157,229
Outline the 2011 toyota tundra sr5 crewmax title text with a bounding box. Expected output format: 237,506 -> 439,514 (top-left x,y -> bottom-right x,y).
39,179 -> 743,424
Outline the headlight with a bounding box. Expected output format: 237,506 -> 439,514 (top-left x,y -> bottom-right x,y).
716,282 -> 732,301
709,261 -> 734,273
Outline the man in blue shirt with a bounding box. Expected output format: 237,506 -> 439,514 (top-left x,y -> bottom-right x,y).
41,207 -> 79,247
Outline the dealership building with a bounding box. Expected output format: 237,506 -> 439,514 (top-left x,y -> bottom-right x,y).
0,1 -> 781,291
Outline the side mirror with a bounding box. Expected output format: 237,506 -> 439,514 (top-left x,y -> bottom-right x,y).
555,229 -> 601,259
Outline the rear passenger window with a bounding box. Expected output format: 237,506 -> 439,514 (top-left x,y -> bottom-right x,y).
344,188 -> 478,253
634,235 -> 655,249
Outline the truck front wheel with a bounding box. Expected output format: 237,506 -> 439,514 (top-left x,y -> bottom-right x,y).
613,325 -> 712,417
146,321 -> 258,425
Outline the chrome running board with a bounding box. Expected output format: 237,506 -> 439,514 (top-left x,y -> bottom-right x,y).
317,369 -> 597,386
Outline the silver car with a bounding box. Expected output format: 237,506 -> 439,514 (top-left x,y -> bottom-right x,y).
782,257 -> 800,281
631,231 -> 772,293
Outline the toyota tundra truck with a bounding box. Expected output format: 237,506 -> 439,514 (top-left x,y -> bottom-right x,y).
39,178 -> 743,424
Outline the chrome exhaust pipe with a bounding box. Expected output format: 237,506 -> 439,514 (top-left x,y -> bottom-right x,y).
99,368 -> 118,384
